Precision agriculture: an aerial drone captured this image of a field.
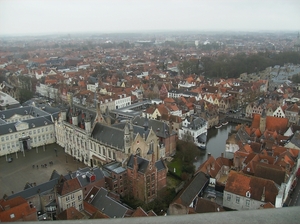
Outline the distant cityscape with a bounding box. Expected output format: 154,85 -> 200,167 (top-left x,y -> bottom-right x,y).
0,31 -> 300,221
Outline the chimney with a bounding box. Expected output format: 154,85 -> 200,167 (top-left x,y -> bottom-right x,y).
221,153 -> 224,158
207,152 -> 211,159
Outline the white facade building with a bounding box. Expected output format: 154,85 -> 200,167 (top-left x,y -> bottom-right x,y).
178,116 -> 207,149
0,106 -> 59,157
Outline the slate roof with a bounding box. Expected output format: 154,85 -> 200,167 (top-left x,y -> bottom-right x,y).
155,160 -> 166,171
172,172 -> 208,207
89,187 -> 131,218
132,116 -> 175,138
0,106 -> 53,120
102,162 -> 126,174
127,155 -> 149,173
289,130 -> 300,148
0,105 -> 59,135
7,178 -> 59,200
69,167 -> 105,187
186,116 -> 207,130
0,116 -> 54,135
92,123 -> 125,149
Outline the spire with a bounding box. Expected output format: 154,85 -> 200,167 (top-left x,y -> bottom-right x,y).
95,102 -> 106,124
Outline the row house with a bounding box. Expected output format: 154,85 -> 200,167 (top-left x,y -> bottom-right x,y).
168,88 -> 200,101
219,97 -> 233,113
56,177 -> 84,213
6,167 -> 105,220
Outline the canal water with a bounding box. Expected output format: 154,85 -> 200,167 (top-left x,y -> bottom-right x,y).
194,123 -> 236,169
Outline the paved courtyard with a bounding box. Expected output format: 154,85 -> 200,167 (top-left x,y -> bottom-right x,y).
0,143 -> 85,197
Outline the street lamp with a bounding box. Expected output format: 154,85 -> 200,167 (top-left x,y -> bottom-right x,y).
54,148 -> 57,157
65,154 -> 68,163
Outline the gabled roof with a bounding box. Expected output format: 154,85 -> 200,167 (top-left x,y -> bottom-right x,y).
225,171 -> 279,204
195,198 -> 224,213
0,196 -> 37,222
56,178 -> 81,196
131,207 -> 148,217
172,172 -> 208,207
127,155 -> 149,174
57,207 -> 84,220
70,167 -> 105,187
92,123 -> 125,150
88,187 -> 132,218
254,163 -> 285,185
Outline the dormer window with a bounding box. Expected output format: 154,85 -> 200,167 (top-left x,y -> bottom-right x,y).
32,123 -> 35,128
246,190 -> 251,198
9,128 -> 12,133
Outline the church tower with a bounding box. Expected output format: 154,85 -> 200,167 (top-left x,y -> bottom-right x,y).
124,122 -> 132,154
95,102 -> 107,125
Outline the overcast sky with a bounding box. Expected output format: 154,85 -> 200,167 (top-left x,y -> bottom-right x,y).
0,0 -> 299,36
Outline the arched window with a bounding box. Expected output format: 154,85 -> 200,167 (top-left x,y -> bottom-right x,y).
136,148 -> 141,156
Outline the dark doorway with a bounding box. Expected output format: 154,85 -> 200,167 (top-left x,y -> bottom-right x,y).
90,159 -> 93,167
22,140 -> 28,150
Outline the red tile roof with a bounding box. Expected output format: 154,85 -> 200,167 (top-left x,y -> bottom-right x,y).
0,196 -> 37,222
225,171 -> 279,204
57,178 -> 81,196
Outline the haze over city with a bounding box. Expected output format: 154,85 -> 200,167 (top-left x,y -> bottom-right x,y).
0,0 -> 300,36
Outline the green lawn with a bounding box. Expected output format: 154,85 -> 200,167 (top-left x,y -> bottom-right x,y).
167,157 -> 183,177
